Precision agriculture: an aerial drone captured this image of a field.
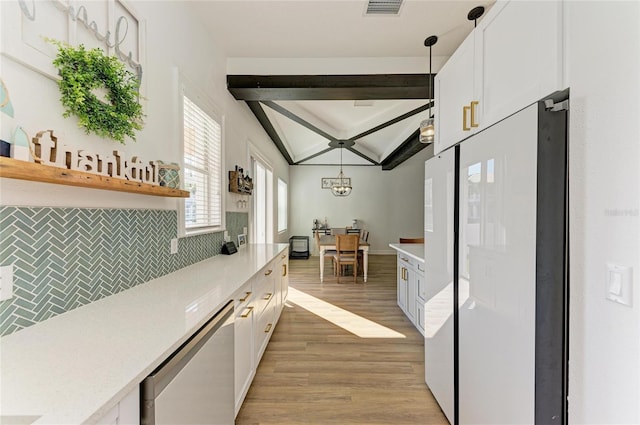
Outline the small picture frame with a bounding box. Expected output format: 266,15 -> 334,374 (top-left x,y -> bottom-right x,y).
321,177 -> 351,189
237,233 -> 246,248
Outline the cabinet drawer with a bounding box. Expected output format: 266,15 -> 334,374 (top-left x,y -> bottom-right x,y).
254,296 -> 276,363
254,266 -> 276,317
235,280 -> 254,311
397,253 -> 415,269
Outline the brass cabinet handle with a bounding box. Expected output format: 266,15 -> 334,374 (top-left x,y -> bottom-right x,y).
265,323 -> 272,333
401,257 -> 409,262
282,264 -> 287,276
239,291 -> 252,302
470,101 -> 479,128
401,267 -> 406,281
463,105 -> 471,131
263,292 -> 273,301
281,253 -> 286,259
264,269 -> 273,276
240,306 -> 254,318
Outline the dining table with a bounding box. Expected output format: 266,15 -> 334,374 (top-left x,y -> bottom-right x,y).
318,234 -> 370,282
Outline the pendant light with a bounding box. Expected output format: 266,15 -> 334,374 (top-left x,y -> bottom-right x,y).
331,141 -> 352,197
420,35 -> 438,144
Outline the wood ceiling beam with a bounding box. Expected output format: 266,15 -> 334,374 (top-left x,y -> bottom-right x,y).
296,147 -> 335,164
346,146 -> 379,165
380,130 -> 430,170
261,101 -> 337,142
349,102 -> 432,141
246,101 -> 294,165
228,74 -> 434,101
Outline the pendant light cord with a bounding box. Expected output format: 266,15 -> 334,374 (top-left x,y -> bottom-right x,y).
429,44 -> 432,118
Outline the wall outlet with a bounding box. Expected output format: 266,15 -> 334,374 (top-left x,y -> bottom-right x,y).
170,238 -> 179,255
0,264 -> 14,301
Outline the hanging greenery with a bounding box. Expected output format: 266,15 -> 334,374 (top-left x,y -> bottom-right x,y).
49,40 -> 144,144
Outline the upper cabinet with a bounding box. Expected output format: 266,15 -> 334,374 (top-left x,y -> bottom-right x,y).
434,31 -> 478,155
434,0 -> 563,155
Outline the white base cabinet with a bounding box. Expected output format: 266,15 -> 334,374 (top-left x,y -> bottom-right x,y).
234,279 -> 255,416
234,247 -> 288,417
396,253 -> 426,336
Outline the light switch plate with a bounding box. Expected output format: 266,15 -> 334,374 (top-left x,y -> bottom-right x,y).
170,238 -> 178,255
606,263 -> 633,307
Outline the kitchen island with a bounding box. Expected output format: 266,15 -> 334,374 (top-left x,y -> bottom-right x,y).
0,243 -> 287,424
389,243 -> 425,335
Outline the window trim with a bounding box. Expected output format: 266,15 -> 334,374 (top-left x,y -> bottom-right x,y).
277,177 -> 287,234
177,76 -> 225,237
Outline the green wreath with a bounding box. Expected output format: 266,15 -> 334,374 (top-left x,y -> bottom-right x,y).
50,41 -> 144,144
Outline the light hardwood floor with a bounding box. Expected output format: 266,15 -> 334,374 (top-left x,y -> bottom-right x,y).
235,255 -> 448,425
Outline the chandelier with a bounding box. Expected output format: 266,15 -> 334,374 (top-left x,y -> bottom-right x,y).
331,141 -> 352,197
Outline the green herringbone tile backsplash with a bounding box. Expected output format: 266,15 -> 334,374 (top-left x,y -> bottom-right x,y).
0,208 -> 248,336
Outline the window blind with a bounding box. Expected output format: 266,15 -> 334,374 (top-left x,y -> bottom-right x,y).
183,95 -> 222,230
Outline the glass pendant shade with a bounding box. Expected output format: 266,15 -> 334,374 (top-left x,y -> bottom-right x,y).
419,118 -> 435,144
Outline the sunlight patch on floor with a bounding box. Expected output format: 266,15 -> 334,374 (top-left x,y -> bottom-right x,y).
287,287 -> 406,339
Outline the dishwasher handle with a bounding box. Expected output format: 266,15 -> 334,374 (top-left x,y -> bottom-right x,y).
141,300 -> 234,411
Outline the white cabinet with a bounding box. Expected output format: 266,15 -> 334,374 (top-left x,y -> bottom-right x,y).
397,262 -> 407,312
476,1 -> 563,127
234,279 -> 255,415
434,0 -> 563,155
234,247 -> 288,416
396,253 -> 425,335
274,249 -> 289,320
434,30 -> 478,155
95,386 -> 139,425
415,262 -> 426,334
254,264 -> 276,364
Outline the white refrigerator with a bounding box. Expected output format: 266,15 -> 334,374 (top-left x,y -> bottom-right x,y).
424,97 -> 568,424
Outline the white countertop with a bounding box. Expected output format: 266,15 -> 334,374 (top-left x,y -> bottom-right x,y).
0,243 -> 287,424
388,243 -> 425,263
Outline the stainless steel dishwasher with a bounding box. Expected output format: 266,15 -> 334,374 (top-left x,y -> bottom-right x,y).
141,300 -> 234,424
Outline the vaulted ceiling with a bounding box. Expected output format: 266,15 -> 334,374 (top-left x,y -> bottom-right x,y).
189,0 -> 495,169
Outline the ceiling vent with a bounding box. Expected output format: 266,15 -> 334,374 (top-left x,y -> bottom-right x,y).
365,0 -> 403,15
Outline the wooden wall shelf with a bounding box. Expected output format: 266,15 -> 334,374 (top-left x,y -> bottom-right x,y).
0,157 -> 191,198
229,170 -> 253,195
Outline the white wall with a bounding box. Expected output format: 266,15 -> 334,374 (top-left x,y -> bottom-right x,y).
566,2 -> 640,423
0,1 -> 289,242
289,145 -> 432,254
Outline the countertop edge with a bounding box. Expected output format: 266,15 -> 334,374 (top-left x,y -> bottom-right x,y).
388,243 -> 425,263
1,243 -> 289,425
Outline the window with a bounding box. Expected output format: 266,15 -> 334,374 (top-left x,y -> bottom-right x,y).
277,178 -> 287,233
183,95 -> 223,232
252,154 -> 273,244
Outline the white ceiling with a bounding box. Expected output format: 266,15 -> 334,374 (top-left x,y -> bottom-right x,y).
189,0 -> 495,166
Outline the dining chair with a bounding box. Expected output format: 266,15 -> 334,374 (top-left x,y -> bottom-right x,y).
356,230 -> 368,272
399,237 -> 424,243
315,231 -> 337,276
333,234 -> 359,283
